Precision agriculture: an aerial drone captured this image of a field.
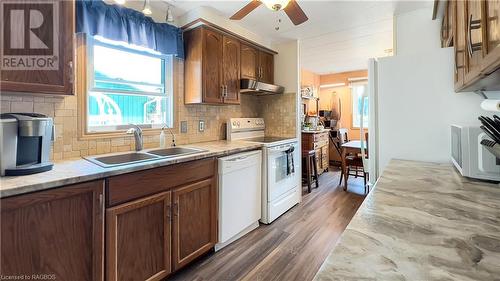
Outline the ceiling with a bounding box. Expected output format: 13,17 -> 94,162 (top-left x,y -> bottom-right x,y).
131,0 -> 434,74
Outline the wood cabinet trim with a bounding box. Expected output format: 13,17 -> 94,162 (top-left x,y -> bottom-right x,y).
182,18 -> 277,55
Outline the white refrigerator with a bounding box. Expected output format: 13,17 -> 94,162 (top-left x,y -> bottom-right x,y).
366,47 -> 491,186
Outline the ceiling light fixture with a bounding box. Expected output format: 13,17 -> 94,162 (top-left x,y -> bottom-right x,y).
114,0 -> 126,4
142,0 -> 152,15
166,5 -> 174,23
319,83 -> 346,89
261,0 -> 291,11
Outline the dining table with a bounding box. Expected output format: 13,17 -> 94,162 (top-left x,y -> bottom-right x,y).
340,140 -> 366,191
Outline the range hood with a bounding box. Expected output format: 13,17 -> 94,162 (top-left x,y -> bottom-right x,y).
240,79 -> 285,95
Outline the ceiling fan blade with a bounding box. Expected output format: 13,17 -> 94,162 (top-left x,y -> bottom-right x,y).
284,0 -> 308,25
230,0 -> 262,20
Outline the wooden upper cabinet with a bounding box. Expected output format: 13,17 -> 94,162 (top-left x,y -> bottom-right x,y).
259,51 -> 274,84
454,0 -> 466,89
106,191 -> 171,281
241,44 -> 259,80
222,36 -> 241,104
240,43 -> 275,84
441,0 -> 454,47
1,0 -> 74,95
483,0 -> 500,73
1,180 -> 104,281
203,29 -> 224,104
185,27 -> 240,105
172,178 -> 217,271
464,0 -> 485,82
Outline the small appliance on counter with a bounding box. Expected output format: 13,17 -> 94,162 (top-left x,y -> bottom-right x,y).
303,115 -> 319,131
451,123 -> 500,182
0,113 -> 55,176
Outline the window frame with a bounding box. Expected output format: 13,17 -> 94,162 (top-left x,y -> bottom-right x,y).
84,35 -> 174,134
350,82 -> 369,129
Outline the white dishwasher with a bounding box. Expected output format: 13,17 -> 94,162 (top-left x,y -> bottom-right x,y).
216,150 -> 262,251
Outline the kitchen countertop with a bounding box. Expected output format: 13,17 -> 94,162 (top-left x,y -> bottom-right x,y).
301,128 -> 331,134
314,159 -> 500,281
0,140 -> 262,198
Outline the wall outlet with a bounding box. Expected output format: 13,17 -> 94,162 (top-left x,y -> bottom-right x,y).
198,120 -> 205,132
180,121 -> 188,133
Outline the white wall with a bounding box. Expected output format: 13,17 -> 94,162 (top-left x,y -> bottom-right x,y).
394,8 -> 441,56
272,40 -> 300,94
376,8 -> 500,174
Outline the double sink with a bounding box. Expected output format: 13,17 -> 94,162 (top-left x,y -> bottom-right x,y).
86,147 -> 207,168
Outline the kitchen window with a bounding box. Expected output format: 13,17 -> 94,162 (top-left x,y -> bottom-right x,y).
351,82 -> 369,128
86,36 -> 173,133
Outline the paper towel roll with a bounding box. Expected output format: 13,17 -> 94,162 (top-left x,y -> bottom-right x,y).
481,100 -> 500,112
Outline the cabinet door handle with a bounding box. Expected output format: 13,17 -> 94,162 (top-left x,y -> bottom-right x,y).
68,61 -> 74,84
98,193 -> 104,217
173,202 -> 179,217
221,85 -> 225,99
166,204 -> 171,219
224,85 -> 228,97
467,14 -> 482,57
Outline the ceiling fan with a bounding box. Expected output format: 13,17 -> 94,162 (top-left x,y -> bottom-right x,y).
230,0 -> 308,26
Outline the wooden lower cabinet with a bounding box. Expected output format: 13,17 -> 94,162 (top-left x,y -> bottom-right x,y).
106,158 -> 218,278
172,178 -> 217,271
0,180 -> 104,281
106,191 -> 172,281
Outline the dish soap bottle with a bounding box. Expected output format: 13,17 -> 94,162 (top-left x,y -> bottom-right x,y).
160,128 -> 166,148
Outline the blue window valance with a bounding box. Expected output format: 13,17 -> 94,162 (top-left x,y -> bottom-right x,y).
76,0 -> 184,58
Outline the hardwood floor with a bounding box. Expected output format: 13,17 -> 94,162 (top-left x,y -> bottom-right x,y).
168,167 -> 366,281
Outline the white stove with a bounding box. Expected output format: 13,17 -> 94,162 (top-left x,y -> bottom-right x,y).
227,118 -> 300,224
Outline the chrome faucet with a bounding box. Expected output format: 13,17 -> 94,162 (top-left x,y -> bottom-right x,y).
126,124 -> 143,151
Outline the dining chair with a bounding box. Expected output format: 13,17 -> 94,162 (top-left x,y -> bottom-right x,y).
338,128 -> 349,144
339,131 -> 369,194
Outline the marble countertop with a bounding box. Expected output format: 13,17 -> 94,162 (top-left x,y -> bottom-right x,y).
0,140 -> 262,198
314,159 -> 500,281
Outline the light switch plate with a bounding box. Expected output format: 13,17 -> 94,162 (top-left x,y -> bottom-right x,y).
180,121 -> 188,133
199,120 -> 205,132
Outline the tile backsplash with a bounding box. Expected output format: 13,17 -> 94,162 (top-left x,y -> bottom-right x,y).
0,60 -> 297,160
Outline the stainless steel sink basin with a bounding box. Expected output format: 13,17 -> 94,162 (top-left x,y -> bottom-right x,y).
86,152 -> 160,168
146,147 -> 206,157
85,147 -> 207,168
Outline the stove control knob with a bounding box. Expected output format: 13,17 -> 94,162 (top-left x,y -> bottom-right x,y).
237,121 -> 241,126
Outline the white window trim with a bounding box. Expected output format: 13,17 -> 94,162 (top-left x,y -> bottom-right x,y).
85,36 -> 174,134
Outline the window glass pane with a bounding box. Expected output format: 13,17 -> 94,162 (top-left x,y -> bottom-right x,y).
93,44 -> 163,91
87,37 -> 173,133
352,84 -> 369,128
87,92 -> 170,132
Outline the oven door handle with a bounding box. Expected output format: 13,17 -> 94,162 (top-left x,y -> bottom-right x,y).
269,145 -> 295,153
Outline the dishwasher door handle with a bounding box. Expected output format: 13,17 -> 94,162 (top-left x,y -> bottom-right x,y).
227,156 -> 250,162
